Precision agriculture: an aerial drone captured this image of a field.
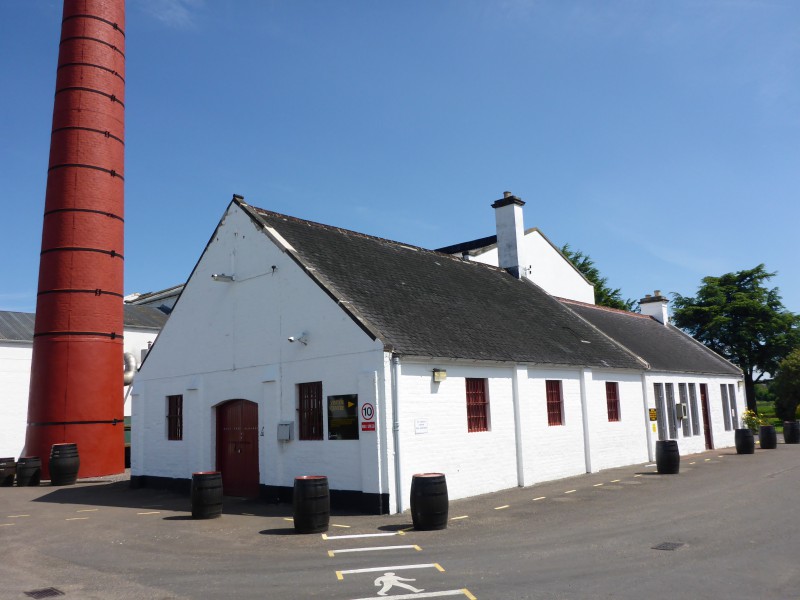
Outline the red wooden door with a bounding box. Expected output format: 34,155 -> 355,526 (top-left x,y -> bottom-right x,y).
216,399 -> 260,498
699,384 -> 713,450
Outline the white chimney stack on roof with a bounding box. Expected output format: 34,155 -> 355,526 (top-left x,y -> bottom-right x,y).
492,191 -> 526,279
639,289 -> 669,325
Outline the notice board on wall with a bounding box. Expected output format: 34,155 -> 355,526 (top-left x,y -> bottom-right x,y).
328,394 -> 359,440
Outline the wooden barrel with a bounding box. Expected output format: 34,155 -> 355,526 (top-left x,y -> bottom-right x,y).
783,421 -> 800,444
191,471 -> 223,519
759,425 -> 777,450
15,457 -> 42,486
293,475 -> 330,534
411,473 -> 448,530
0,457 -> 16,487
655,440 -> 680,475
49,444 -> 80,486
734,429 -> 755,454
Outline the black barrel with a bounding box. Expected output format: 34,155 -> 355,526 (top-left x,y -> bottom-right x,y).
293,475 -> 330,534
783,421 -> 800,445
735,429 -> 755,454
759,425 -> 777,450
15,457 -> 41,487
191,471 -> 223,519
49,443 -> 80,486
655,440 -> 680,474
0,457 -> 16,487
411,473 -> 449,530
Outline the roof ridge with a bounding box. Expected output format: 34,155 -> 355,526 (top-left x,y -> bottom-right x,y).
559,297 -> 650,319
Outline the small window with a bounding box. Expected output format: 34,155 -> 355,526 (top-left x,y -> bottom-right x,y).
298,381 -> 323,440
605,382 -> 620,422
466,378 -> 489,432
678,383 -> 691,437
720,384 -> 732,431
167,394 -> 183,441
546,380 -> 563,426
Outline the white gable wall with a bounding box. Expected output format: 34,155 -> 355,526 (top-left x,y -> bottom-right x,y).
132,203 -> 388,498
469,230 -> 595,303
0,343 -> 33,458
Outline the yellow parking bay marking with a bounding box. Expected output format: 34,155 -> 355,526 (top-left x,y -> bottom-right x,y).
564,490 -> 576,494
331,523 -> 351,528
77,509 -> 98,513
532,496 -> 546,501
137,511 -> 161,515
451,515 -> 469,520
65,517 -> 89,521
322,532 -> 404,541
336,563 -> 445,580
494,505 -> 509,510
284,517 -> 294,522
328,545 -> 421,557
705,458 -> 712,462
350,589 -> 476,599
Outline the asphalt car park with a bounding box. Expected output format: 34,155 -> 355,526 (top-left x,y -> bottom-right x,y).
2,444 -> 799,599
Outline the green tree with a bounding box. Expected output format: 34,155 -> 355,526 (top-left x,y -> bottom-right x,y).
773,348 -> 800,421
560,244 -> 634,311
671,264 -> 800,413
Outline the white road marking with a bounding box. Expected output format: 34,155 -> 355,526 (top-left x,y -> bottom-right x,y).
137,511 -> 161,515
532,496 -> 546,501
610,479 -> 621,483
593,483 -> 604,487
494,505 -> 509,510
65,517 -> 89,521
328,545 -> 421,557
564,490 -> 576,494
336,563 -> 444,580
7,515 -> 29,518
350,590 -> 475,600
451,515 -> 469,520
331,523 -> 351,528
323,532 -> 404,541
77,509 -> 98,513
645,463 -> 656,468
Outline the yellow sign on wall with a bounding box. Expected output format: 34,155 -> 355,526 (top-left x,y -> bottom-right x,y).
649,408 -> 657,422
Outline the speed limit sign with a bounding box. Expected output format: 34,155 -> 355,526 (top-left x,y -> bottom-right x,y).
361,403 -> 374,421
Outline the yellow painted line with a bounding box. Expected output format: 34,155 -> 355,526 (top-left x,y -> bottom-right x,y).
705,458 -> 711,462
77,509 -> 98,513
65,517 -> 89,521
494,505 -> 509,510
399,527 -> 412,533
331,523 -> 351,528
593,483 -> 604,487
328,550 -> 335,557
137,511 -> 161,515
564,490 -> 576,494
610,479 -> 621,483
463,589 -> 477,600
336,571 -> 344,581
689,461 -> 696,465
435,563 -> 445,572
7,515 -> 30,518
451,515 -> 469,520
284,517 -> 294,522
533,496 -> 546,501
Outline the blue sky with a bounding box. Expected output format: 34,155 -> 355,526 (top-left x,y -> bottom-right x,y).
2,0 -> 799,314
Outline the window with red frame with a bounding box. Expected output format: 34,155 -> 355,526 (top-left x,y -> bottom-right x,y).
605,382 -> 620,422
546,380 -> 563,426
167,394 -> 183,440
298,381 -> 323,440
466,378 -> 489,432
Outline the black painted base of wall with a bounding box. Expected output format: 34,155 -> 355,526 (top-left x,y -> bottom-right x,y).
130,475 -> 390,515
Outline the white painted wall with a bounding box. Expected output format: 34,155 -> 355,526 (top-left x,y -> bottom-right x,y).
133,203 -> 387,496
0,343 -> 33,458
467,230 -> 595,303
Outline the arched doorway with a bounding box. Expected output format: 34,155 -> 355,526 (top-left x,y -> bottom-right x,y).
216,399 -> 260,498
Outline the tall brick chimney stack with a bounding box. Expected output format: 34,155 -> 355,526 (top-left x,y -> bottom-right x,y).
25,0 -> 126,478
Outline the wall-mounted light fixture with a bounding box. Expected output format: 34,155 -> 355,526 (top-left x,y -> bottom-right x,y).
288,332 -> 309,346
432,368 -> 447,383
211,273 -> 235,282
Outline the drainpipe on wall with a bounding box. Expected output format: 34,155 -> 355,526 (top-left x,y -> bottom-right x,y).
580,369 -> 593,473
391,354 -> 403,514
640,374 -> 655,462
512,365 -> 525,487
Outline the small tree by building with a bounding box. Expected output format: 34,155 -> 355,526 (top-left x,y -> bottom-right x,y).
560,244 -> 634,311
773,348 -> 800,422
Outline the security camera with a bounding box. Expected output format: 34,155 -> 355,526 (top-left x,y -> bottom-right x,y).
287,333 -> 308,345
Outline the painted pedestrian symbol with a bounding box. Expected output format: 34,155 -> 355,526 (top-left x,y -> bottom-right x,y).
374,572 -> 424,596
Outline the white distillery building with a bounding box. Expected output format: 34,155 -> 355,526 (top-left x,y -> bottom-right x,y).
131,193 -> 743,514
0,306 -> 167,459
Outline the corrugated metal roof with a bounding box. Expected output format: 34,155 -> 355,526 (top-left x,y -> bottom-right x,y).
0,306 -> 167,343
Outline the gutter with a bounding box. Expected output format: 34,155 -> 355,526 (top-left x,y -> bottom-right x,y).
391,354 -> 403,513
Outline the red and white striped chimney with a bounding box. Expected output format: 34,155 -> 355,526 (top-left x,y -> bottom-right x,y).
24,0 -> 126,478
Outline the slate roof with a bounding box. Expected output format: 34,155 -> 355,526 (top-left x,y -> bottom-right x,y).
560,299 -> 741,376
0,306 -> 168,343
241,201 -> 645,369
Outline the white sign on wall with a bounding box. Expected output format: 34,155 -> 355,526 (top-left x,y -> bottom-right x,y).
415,419 -> 429,435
